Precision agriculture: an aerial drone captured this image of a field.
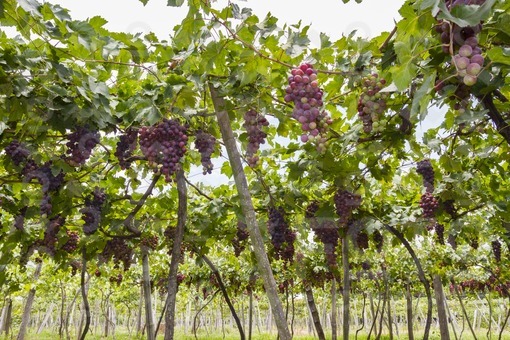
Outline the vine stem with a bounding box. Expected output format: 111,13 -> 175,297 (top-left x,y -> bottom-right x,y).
79,247 -> 90,340
209,83 -> 291,340
383,224 -> 432,340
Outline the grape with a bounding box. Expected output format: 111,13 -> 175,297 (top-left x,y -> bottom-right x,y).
37,215 -> 66,256
463,74 -> 477,86
356,230 -> 369,250
140,235 -> 159,250
334,189 -> 362,226
267,207 -> 295,263
372,230 -> 384,253
284,63 -> 332,152
458,44 -> 473,57
232,221 -> 249,257
101,237 -> 133,271
24,162 -> 65,193
466,63 -> 481,76
243,110 -> 268,167
81,187 -> 106,235
194,130 -> 216,174
420,192 -> 439,218
305,201 -> 319,219
95,269 -> 101,277
70,261 -> 81,277
469,236 -> 479,249
61,230 -> 79,253
139,119 -> 188,182
4,140 -> 30,166
115,128 -> 138,170
442,199 -> 457,217
416,159 -> 435,193
357,73 -> 388,133
434,223 -> 445,245
492,240 -> 501,263
312,220 -> 340,269
65,126 -> 100,166
109,273 -> 123,285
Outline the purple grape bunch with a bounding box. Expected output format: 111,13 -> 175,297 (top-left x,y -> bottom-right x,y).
194,130 -> 216,174
139,119 -> 188,182
357,73 -> 388,133
420,192 -> 439,218
284,63 -> 332,152
65,126 -> 100,166
61,230 -> 80,253
4,140 -> 30,166
102,237 -> 133,271
232,221 -> 250,257
492,240 -> 501,263
81,187 -> 106,235
243,110 -> 269,167
267,207 -> 295,263
306,202 -> 340,269
416,159 -> 435,193
115,128 -> 138,170
334,189 -> 362,226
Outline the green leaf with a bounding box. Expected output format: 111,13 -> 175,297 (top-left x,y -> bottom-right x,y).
487,47 -> 510,66
411,72 -> 435,119
167,0 -> 185,6
18,0 -> 42,16
437,0 -> 496,27
138,0 -> 149,5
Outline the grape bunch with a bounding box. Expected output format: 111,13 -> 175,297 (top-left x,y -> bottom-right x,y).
61,230 -> 79,253
81,187 -> 107,235
334,189 -> 362,226
70,260 -> 81,277
194,130 -> 216,174
243,110 -> 269,167
313,220 -> 340,269
434,223 -> 445,245
469,235 -> 479,249
420,192 -> 439,218
305,201 -> 319,219
357,73 -> 388,133
356,230 -> 369,250
232,221 -> 250,257
140,235 -> 159,250
267,207 -> 295,263
4,140 -> 30,166
492,240 -> 501,263
115,128 -> 138,170
101,237 -> 133,271
372,230 -> 384,253
139,119 -> 188,182
65,126 -> 100,166
14,207 -> 28,231
24,162 -> 65,193
284,63 -> 333,152
38,215 -> 65,256
109,274 -> 123,285
442,199 -> 457,217
435,1 -> 486,86
416,159 -> 435,193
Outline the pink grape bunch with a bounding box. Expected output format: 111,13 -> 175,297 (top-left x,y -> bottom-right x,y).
357,73 -> 388,133
243,110 -> 269,167
435,0 -> 485,86
139,119 -> 188,182
194,130 -> 216,174
284,63 -> 332,152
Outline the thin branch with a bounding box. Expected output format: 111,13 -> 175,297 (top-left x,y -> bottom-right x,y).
123,174 -> 162,235
184,177 -> 213,201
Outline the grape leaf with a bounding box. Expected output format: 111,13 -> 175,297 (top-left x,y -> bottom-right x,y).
167,0 -> 185,6
437,0 -> 496,27
138,0 -> 149,5
487,47 -> 510,66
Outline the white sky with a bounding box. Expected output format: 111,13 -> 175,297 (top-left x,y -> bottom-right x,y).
44,0 -> 403,42
38,0 -> 408,185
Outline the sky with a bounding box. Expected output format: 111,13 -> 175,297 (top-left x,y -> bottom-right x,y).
37,0 -> 408,185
